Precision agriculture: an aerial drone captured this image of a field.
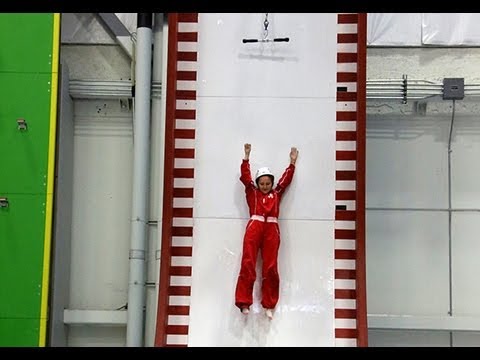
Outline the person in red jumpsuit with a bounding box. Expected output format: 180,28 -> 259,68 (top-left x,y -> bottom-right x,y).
235,143 -> 298,319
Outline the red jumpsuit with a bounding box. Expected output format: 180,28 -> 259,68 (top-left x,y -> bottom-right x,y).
235,159 -> 295,311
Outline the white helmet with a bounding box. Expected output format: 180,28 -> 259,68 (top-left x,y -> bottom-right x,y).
255,167 -> 274,183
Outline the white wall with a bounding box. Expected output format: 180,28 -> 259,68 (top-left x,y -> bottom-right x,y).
187,13 -> 337,346
69,99 -> 133,346
368,13 -> 480,46
367,47 -> 480,346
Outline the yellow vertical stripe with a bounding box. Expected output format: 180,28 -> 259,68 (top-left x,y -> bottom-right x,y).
39,13 -> 60,347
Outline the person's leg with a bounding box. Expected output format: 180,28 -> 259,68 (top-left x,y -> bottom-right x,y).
235,221 -> 262,312
260,223 -> 280,312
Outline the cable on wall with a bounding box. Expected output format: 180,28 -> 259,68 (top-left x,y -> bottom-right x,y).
446,98 -> 456,347
443,77 -> 464,347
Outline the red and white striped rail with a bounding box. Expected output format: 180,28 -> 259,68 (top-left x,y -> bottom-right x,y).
334,13 -> 367,347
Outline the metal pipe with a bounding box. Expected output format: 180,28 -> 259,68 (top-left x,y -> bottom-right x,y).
68,77 -> 480,102
69,80 -> 161,99
126,12 -> 153,347
143,12 -> 167,347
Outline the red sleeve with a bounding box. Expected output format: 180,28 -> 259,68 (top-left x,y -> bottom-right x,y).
275,164 -> 295,196
240,159 -> 255,190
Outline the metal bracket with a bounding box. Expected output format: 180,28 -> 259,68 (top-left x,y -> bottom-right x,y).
119,98 -> 131,112
0,197 -> 9,208
401,74 -> 408,104
17,118 -> 27,131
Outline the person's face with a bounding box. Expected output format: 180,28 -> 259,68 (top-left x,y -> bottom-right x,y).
257,176 -> 273,194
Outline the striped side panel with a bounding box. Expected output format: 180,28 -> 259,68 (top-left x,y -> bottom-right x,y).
334,13 -> 367,347
155,13 -> 198,348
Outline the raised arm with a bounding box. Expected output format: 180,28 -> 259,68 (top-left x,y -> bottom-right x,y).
290,146 -> 298,165
275,146 -> 298,195
244,143 -> 251,160
240,143 -> 254,187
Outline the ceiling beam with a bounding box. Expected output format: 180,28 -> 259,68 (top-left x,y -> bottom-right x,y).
97,13 -> 133,59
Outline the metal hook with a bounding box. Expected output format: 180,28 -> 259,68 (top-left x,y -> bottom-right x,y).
263,13 -> 269,40
242,13 -> 290,44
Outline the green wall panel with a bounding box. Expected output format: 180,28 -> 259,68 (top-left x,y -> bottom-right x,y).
0,13 -> 54,73
0,194 -> 45,318
0,13 -> 57,346
0,318 -> 40,347
0,73 -> 52,194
